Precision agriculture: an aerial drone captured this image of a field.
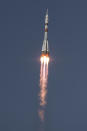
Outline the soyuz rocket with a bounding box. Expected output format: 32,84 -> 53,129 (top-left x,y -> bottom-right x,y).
41,9 -> 49,56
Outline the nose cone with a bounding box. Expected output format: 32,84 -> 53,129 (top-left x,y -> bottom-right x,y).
45,9 -> 48,24
46,9 -> 48,15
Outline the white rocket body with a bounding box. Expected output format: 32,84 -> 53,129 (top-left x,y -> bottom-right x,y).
42,9 -> 49,55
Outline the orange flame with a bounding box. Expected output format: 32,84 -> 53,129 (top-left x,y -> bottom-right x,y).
40,56 -> 49,64
39,55 -> 49,122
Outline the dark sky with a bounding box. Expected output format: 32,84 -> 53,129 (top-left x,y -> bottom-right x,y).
0,0 -> 87,131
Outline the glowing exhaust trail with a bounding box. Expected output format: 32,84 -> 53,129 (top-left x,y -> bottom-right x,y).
39,56 -> 49,122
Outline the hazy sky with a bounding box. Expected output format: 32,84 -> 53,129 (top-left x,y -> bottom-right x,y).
0,0 -> 87,131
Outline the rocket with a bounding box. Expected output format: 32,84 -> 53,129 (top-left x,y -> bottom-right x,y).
41,9 -> 49,56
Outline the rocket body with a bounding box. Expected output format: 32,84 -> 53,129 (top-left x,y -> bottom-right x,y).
42,9 -> 49,56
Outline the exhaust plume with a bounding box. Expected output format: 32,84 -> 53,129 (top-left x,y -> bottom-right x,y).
38,56 -> 49,122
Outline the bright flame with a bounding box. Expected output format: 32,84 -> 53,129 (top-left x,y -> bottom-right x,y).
39,55 -> 49,122
40,56 -> 50,64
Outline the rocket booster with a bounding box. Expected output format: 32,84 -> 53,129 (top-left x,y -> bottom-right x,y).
42,9 -> 49,56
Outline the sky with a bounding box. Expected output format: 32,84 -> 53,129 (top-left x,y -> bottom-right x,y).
0,0 -> 87,131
